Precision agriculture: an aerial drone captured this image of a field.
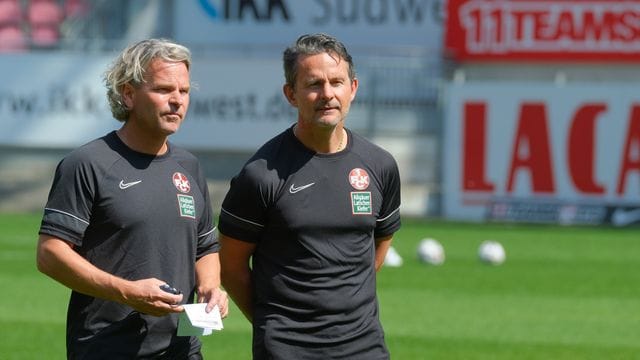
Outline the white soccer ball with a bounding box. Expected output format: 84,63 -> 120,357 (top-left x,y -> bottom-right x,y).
417,238 -> 445,265
383,246 -> 403,267
478,240 -> 506,265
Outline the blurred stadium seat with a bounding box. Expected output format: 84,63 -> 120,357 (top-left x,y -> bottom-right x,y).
0,24 -> 27,52
0,0 -> 26,52
63,0 -> 89,19
0,0 -> 22,25
30,23 -> 60,47
27,0 -> 64,48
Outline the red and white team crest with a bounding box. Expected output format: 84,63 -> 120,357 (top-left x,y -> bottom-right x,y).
172,172 -> 191,193
349,168 -> 370,190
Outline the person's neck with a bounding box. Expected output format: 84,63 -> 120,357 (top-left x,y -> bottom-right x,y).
116,124 -> 168,156
293,123 -> 346,154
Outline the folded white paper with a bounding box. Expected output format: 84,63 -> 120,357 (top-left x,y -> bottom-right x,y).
177,303 -> 223,336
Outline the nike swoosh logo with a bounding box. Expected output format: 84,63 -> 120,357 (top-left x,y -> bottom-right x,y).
119,180 -> 142,190
289,182 -> 315,194
611,208 -> 640,227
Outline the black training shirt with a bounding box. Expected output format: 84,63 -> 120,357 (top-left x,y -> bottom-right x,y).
39,131 -> 218,359
219,126 -> 401,359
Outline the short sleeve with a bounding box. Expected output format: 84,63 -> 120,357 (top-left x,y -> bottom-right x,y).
374,156 -> 401,238
218,163 -> 268,243
39,155 -> 96,246
194,163 -> 220,258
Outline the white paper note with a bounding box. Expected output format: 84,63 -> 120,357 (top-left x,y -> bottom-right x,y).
177,303 -> 223,336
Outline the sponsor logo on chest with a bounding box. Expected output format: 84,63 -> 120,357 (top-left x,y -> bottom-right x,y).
351,191 -> 372,215
177,194 -> 196,218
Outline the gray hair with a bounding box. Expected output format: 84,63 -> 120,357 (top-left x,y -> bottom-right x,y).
103,38 -> 191,121
283,33 -> 356,89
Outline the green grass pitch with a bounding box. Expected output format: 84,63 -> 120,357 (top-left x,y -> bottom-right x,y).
1,213 -> 639,359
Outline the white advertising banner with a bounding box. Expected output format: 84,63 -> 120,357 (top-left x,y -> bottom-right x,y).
443,82 -> 640,224
174,0 -> 443,51
0,53 -> 306,150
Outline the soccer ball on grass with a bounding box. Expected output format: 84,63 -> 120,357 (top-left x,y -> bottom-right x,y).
417,238 -> 445,265
478,240 -> 506,265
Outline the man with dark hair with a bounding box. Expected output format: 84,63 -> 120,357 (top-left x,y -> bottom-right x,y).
219,33 -> 401,359
37,38 -> 228,359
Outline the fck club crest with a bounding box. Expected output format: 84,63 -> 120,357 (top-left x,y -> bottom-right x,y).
172,172 -> 191,193
349,168 -> 370,190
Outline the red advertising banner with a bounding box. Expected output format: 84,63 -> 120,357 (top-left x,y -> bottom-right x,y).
445,0 -> 640,62
443,82 -> 640,224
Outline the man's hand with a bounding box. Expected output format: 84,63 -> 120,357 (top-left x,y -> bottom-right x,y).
197,286 -> 229,318
122,278 -> 184,316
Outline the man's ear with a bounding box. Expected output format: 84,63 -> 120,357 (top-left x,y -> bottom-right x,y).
283,84 -> 297,107
350,77 -> 359,102
121,83 -> 134,109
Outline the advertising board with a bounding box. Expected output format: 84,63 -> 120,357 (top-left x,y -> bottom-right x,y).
175,0 -> 443,52
443,82 -> 640,225
446,0 -> 640,62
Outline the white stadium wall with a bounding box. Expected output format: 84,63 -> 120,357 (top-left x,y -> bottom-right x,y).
0,54 -> 292,150
0,52 -> 438,217
0,53 -> 429,151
